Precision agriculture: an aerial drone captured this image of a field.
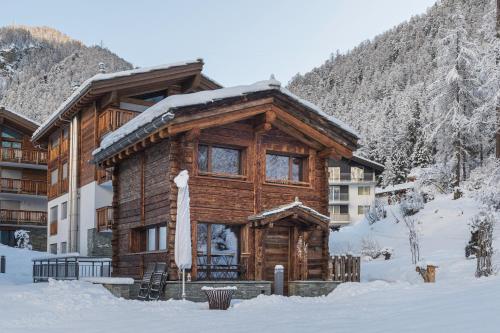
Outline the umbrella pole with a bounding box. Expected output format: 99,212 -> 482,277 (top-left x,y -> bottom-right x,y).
182,268 -> 186,300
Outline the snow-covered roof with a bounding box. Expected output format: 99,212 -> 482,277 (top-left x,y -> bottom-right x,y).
375,182 -> 416,195
0,106 -> 40,127
352,153 -> 385,171
32,60 -> 203,141
248,199 -> 331,224
92,78 -> 359,160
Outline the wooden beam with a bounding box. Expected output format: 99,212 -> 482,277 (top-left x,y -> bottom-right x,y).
159,128 -> 169,139
254,122 -> 272,134
185,127 -> 201,141
271,118 -> 323,151
100,91 -> 118,109
318,147 -> 342,160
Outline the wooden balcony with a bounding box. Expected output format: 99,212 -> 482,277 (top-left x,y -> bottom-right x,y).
0,209 -> 47,226
49,222 -> 57,236
0,178 -> 47,196
96,206 -> 113,231
0,148 -> 47,165
97,108 -> 138,140
49,139 -> 69,162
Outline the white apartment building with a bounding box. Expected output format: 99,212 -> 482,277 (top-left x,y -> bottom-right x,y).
328,154 -> 384,226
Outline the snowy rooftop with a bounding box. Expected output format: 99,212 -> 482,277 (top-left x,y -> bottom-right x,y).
248,199 -> 330,224
0,106 -> 41,127
352,153 -> 385,170
32,60 -> 203,141
375,182 -> 416,195
93,78 -> 359,158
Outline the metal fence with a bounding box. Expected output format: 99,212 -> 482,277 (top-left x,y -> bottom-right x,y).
32,255 -> 112,282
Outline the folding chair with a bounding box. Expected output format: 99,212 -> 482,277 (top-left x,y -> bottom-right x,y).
148,262 -> 168,301
137,262 -> 156,300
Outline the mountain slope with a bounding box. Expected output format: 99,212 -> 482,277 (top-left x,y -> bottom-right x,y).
288,0 -> 499,186
0,26 -> 132,122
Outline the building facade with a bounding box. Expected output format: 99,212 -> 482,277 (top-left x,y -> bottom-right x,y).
328,154 -> 384,226
31,60 -> 220,255
92,76 -> 359,294
0,107 -> 48,251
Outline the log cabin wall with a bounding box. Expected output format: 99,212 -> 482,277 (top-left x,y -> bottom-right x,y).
79,105 -> 97,187
112,108 -> 330,281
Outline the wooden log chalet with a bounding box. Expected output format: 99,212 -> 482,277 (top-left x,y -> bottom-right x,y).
92,76 -> 359,293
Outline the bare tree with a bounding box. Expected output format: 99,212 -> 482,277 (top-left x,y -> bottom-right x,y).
470,211 -> 495,277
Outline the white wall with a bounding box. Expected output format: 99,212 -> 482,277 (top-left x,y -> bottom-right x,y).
46,193 -> 69,254
78,181 -> 112,256
348,184 -> 376,223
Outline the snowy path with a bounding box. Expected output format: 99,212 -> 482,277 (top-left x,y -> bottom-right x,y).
0,194 -> 498,333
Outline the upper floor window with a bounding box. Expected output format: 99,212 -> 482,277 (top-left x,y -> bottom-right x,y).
50,136 -> 60,149
1,126 -> 23,140
62,163 -> 68,180
61,202 -> 68,220
351,167 -> 364,181
198,144 -> 242,176
358,205 -> 370,215
358,186 -> 371,195
50,169 -> 58,185
50,206 -> 58,224
266,153 -> 306,183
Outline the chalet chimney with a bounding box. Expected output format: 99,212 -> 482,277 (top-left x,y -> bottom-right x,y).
98,62 -> 106,74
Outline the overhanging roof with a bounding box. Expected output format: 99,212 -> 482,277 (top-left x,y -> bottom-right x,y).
32,59 -> 221,143
0,106 -> 40,133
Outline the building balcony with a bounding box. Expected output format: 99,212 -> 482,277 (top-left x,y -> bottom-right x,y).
330,214 -> 351,224
96,206 -> 113,231
48,179 -> 68,200
48,139 -> 69,162
329,193 -> 349,202
97,108 -> 139,140
0,148 -> 47,168
0,178 -> 47,196
0,209 -> 47,226
328,172 -> 376,184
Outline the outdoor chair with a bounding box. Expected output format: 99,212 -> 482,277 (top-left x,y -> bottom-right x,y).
148,262 -> 168,301
137,262 -> 156,300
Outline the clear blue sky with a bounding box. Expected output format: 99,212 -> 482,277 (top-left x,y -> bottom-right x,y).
1,0 -> 437,86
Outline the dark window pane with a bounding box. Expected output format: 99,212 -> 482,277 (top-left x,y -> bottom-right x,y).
211,147 -> 240,175
198,145 -> 208,172
291,157 -> 303,181
266,154 -> 289,180
1,127 -> 22,140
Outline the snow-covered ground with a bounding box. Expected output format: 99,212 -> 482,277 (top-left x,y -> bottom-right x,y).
1,194 -> 499,333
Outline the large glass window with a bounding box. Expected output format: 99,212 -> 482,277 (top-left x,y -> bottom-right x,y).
62,163 -> 68,180
50,169 -> 58,185
197,144 -> 242,176
197,223 -> 239,280
130,224 -> 167,253
358,186 -> 371,195
159,226 -> 167,250
61,202 -> 68,220
266,153 -> 305,183
147,227 -> 157,252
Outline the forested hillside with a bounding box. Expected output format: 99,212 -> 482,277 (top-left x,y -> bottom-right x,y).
0,25 -> 132,122
288,0 -> 499,187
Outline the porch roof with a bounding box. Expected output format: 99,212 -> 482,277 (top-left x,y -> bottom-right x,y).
248,199 -> 330,230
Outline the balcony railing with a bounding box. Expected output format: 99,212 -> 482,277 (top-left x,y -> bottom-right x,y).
32,255 -> 112,282
49,222 -> 57,236
49,139 -> 69,162
330,214 -> 350,223
0,209 -> 47,225
329,193 -> 349,201
328,172 -> 375,183
96,206 -> 113,231
97,108 -> 138,140
0,148 -> 47,165
0,178 -> 47,195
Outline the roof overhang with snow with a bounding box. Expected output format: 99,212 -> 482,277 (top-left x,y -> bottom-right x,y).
351,153 -> 385,172
31,59 -> 221,144
0,106 -> 40,134
248,200 -> 330,231
92,79 -> 360,166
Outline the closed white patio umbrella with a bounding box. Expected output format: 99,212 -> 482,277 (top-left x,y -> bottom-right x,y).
174,170 -> 192,300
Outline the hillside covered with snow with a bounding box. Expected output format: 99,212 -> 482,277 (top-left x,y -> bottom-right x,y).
0,25 -> 132,122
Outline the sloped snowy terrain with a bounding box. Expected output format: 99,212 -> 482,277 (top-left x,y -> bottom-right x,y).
0,194 -> 499,333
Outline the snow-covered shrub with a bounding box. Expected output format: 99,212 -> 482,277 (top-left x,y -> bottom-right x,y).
380,247 -> 394,260
469,210 -> 495,277
360,236 -> 381,259
365,199 -> 387,225
14,230 -> 32,250
465,158 -> 500,210
400,190 -> 425,216
404,216 -> 420,265
417,164 -> 454,194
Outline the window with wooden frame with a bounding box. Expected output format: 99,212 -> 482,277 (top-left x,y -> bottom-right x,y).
265,152 -> 308,184
130,224 -> 167,253
197,144 -> 244,178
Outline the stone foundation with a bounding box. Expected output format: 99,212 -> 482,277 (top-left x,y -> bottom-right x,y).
163,281 -> 272,302
288,281 -> 339,297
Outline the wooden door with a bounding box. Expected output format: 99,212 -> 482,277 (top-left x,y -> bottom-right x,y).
263,225 -> 291,294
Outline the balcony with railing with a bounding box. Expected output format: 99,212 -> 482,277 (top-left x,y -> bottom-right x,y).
330,213 -> 351,224
0,209 -> 47,226
329,192 -> 349,202
96,206 -> 113,231
97,108 -> 138,140
0,148 -> 47,165
328,171 -> 376,183
49,138 -> 69,162
0,178 -> 47,196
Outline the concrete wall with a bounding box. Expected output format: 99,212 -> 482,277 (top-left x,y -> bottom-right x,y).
47,193 -> 69,254
163,281 -> 272,302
